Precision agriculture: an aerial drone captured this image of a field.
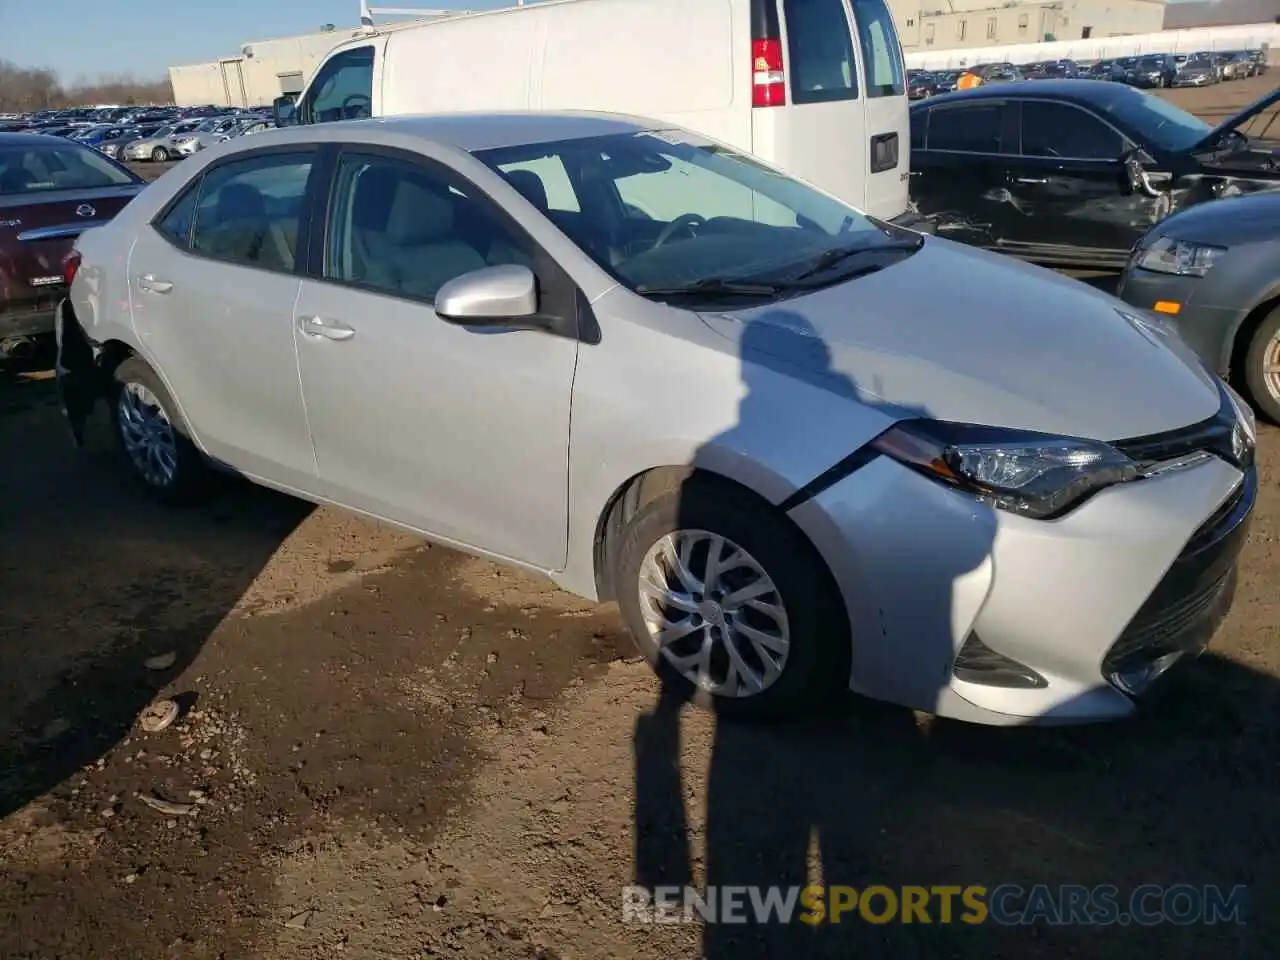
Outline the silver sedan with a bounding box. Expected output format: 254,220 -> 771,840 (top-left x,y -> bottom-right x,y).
58,112 -> 1257,725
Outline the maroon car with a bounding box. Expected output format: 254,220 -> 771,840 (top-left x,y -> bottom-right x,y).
0,133 -> 145,359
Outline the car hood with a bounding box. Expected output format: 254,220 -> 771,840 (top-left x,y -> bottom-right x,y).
1194,85 -> 1280,151
1154,187 -> 1280,245
699,238 -> 1220,441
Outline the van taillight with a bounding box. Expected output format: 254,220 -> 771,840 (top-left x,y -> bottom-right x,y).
751,38 -> 786,108
63,251 -> 81,287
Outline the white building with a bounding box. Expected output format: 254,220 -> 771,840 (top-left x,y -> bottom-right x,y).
889,0 -> 1168,55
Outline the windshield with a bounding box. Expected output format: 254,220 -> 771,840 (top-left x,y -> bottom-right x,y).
0,142 -> 137,195
474,129 -> 911,295
1100,89 -> 1211,153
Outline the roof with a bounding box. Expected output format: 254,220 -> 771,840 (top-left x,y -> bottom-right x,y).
273,110 -> 663,152
912,79 -> 1139,110
0,132 -> 74,147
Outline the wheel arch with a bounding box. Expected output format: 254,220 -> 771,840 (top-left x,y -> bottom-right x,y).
590,464 -> 840,612
1228,290 -> 1280,392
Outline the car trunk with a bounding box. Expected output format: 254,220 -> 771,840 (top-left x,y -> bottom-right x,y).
0,184 -> 140,321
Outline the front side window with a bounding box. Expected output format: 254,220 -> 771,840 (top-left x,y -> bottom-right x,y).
783,0 -> 859,104
325,153 -> 532,302
1022,103 -> 1125,160
188,152 -> 314,273
302,46 -> 375,124
0,142 -> 137,195
926,104 -> 1004,153
474,129 -> 904,295
851,0 -> 906,98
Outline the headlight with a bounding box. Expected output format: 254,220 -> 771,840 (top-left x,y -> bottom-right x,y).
871,421 -> 1139,519
1134,236 -> 1225,277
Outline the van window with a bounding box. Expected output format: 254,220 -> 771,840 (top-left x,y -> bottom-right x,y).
850,0 -> 905,98
783,0 -> 859,104
302,46 -> 375,124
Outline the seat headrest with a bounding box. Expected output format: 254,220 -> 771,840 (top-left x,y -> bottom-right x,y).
385,177 -> 454,245
503,170 -> 549,211
217,182 -> 265,222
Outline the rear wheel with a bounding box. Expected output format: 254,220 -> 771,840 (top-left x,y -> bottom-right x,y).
151,146 -> 169,162
1243,305 -> 1280,426
612,479 -> 850,720
111,357 -> 210,503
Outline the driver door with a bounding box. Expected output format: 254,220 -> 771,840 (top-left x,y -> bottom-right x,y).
298,41 -> 384,125
1000,100 -> 1149,264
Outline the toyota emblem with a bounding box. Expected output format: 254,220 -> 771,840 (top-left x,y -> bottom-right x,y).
76,203 -> 96,218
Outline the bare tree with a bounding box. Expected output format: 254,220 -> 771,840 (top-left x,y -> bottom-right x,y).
0,58 -> 173,113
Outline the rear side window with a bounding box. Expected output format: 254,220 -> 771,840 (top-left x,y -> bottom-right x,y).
850,0 -> 905,98
189,153 -> 314,273
783,0 -> 859,104
926,104 -> 1004,153
155,184 -> 199,248
1022,103 -> 1124,160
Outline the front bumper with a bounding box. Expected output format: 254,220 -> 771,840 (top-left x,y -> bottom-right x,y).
789,441 -> 1252,726
1116,266 -> 1238,376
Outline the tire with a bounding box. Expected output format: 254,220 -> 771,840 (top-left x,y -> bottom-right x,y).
611,478 -> 850,721
110,357 -> 211,503
1243,305 -> 1280,426
151,146 -> 169,163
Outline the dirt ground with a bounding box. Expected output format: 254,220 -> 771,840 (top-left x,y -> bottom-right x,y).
3,76 -> 1279,960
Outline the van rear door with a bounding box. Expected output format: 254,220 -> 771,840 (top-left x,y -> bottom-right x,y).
752,0 -> 908,219
847,0 -> 908,219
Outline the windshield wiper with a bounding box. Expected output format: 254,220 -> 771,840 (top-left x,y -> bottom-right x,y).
634,277 -> 796,298
787,236 -> 925,283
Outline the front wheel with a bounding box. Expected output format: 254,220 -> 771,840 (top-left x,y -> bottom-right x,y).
111,357 -> 211,503
1243,305 -> 1280,425
612,479 -> 850,720
151,146 -> 169,162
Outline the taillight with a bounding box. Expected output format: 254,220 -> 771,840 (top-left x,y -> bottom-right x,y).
64,251 -> 82,288
752,38 -> 786,108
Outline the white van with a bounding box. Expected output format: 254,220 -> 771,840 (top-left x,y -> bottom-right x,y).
275,0 -> 923,227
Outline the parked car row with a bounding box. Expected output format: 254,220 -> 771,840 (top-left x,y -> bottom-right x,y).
0,105 -> 274,162
907,48 -> 1267,99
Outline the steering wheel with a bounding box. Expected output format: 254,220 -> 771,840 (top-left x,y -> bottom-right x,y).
653,213 -> 706,249
342,93 -> 373,119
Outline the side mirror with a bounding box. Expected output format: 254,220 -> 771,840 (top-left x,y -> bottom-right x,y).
435,265 -> 539,325
273,94 -> 298,128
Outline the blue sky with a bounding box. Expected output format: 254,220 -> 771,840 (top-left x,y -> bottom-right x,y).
0,0 -> 512,81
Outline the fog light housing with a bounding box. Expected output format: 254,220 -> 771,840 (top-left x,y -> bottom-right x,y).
953,633 -> 1047,689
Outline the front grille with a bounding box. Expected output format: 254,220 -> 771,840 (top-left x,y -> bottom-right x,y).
1112,384 -> 1253,472
1102,467 -> 1256,690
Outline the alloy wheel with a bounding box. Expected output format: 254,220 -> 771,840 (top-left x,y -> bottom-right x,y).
118,381 -> 179,488
637,529 -> 790,698
1264,332 -> 1280,403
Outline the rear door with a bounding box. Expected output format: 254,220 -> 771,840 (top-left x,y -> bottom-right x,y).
910,98 -> 1016,248
848,0 -> 908,218
761,0 -> 866,209
127,149 -> 319,488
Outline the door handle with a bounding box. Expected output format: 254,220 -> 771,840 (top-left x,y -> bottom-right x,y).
1012,177 -> 1048,184
297,315 -> 356,341
138,274 -> 173,294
